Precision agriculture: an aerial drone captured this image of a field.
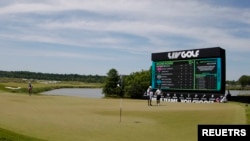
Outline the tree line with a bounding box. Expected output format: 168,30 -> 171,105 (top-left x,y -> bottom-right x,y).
0,69 -> 151,98
227,75 -> 250,88
102,68 -> 151,99
0,70 -> 106,83
1,69 -> 249,99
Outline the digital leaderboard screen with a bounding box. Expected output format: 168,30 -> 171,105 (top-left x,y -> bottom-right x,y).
151,47 -> 225,94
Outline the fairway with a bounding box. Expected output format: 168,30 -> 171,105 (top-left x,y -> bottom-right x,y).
0,92 -> 246,141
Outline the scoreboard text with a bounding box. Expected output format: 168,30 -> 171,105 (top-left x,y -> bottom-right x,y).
151,47 -> 225,94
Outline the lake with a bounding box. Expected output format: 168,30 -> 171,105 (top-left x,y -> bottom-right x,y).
41,88 -> 104,98
228,90 -> 250,96
41,88 -> 250,99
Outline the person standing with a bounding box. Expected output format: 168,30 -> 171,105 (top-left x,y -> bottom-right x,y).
155,88 -> 162,106
28,82 -> 33,96
146,86 -> 153,106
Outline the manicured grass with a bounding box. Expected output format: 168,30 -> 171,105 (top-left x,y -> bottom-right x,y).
246,104 -> 250,124
0,91 -> 247,141
0,127 -> 46,141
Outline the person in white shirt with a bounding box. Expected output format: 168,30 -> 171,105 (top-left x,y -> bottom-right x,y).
147,86 -> 153,106
155,88 -> 162,106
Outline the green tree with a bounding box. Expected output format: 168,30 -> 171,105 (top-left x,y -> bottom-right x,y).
101,67 -> 152,99
124,69 -> 151,99
238,75 -> 250,87
102,68 -> 120,97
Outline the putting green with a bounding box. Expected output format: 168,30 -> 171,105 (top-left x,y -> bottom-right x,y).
0,92 -> 246,141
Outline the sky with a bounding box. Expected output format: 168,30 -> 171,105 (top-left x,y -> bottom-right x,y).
0,0 -> 250,81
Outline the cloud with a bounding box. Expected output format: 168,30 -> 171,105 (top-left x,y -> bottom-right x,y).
0,0 -> 250,79
1,1 -> 249,46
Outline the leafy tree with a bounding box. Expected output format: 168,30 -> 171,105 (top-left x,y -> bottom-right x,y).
238,75 -> 250,87
124,69 -> 151,99
102,68 -> 120,97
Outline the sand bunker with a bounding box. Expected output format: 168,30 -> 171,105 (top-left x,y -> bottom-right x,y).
5,86 -> 21,90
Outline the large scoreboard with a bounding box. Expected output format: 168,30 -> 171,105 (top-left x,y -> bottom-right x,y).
151,47 -> 225,95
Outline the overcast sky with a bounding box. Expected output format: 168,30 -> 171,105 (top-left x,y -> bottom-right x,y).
0,0 -> 250,81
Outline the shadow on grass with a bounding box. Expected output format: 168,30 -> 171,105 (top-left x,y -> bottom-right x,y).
0,128 -> 46,141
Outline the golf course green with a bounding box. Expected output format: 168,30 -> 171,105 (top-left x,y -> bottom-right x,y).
0,90 -> 248,141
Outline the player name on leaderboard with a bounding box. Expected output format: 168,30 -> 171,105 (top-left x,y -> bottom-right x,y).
156,58 -> 218,90
156,60 -> 193,89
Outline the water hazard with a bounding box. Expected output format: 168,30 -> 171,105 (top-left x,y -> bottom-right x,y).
41,88 -> 250,99
41,88 -> 104,98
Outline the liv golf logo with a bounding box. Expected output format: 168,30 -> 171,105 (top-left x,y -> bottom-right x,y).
168,50 -> 200,59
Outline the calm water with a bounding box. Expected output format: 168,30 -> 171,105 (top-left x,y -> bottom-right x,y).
41,88 -> 250,98
41,88 -> 104,98
228,90 -> 250,96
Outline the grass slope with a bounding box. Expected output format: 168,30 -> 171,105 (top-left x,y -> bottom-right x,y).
0,91 -> 247,141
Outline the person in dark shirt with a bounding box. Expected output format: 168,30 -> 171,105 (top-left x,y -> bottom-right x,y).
28,82 -> 33,96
